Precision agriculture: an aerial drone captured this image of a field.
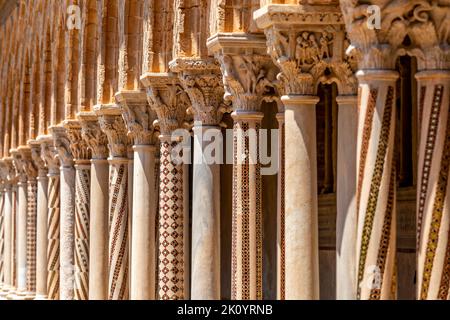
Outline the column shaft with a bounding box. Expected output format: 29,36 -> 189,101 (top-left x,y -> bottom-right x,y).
336,96 -> 358,300
25,179 -> 37,298
282,95 -> 320,300
16,180 -> 28,295
130,145 -> 157,300
0,190 -> 4,287
74,163 -> 90,300
276,113 -> 285,300
416,71 -> 450,300
88,159 -> 109,300
47,173 -> 60,300
0,186 -> 12,296
355,70 -> 398,300
191,126 -> 221,300
35,175 -> 48,299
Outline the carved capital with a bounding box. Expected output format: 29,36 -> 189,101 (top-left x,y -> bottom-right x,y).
340,0 -> 450,70
63,120 -> 92,162
12,147 -> 37,182
39,136 -> 60,175
94,104 -> 129,158
170,58 -> 232,125
115,91 -> 158,146
255,5 -> 357,95
208,33 -> 278,112
0,158 -> 15,185
29,140 -> 48,178
49,126 -> 74,168
141,73 -> 191,136
78,112 -> 109,160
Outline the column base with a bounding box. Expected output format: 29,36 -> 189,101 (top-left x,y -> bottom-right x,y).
0,286 -> 11,300
34,294 -> 48,300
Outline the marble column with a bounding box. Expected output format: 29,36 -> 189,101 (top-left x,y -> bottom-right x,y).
0,160 -> 13,298
40,138 -> 60,300
0,182 -> 4,290
79,112 -> 110,300
51,126 -> 76,300
355,70 -> 398,300
416,71 -> 450,300
19,147 -> 38,300
282,95 -> 320,300
142,73 -> 190,300
65,120 -> 92,300
95,104 -> 130,300
10,150 -> 28,299
170,59 -> 228,300
30,140 -> 49,300
210,35 -> 276,300
335,96 -> 358,300
117,91 -> 158,300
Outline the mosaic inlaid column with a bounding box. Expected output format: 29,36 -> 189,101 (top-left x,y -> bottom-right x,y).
65,121 -> 92,300
80,112 -> 109,300
211,36 -> 278,300
416,71 -> 450,300
117,92 -> 158,300
142,74 -> 190,300
171,59 -> 229,300
51,126 -> 76,300
95,104 -> 130,300
40,138 -> 60,300
19,147 -> 38,300
275,112 -> 285,300
355,70 -> 398,300
30,141 -> 48,300
336,96 -> 358,300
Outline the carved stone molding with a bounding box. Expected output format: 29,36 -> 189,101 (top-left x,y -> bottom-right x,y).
170,58 -> 232,126
141,73 -> 191,137
339,0 -> 450,70
38,135 -> 60,175
207,33 -> 278,112
115,91 -> 158,146
29,140 -> 47,178
63,120 -> 92,162
94,104 -> 129,159
255,4 -> 357,95
49,126 -> 74,168
78,112 -> 109,160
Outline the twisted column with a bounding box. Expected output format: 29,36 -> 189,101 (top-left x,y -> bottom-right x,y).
40,138 -> 60,300
95,104 -> 130,300
416,71 -> 450,300
65,121 -> 92,300
142,74 -> 190,300
117,91 -> 158,300
51,126 -> 76,300
80,112 -> 110,300
355,71 -> 398,300
30,140 -> 49,300
170,58 -> 229,300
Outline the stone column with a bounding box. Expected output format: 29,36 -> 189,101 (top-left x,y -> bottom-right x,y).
0,160 -> 13,298
65,120 -> 92,300
0,182 -> 3,290
170,58 -> 229,300
79,112 -> 110,300
95,104 -> 130,300
142,74 -> 190,300
40,138 -> 60,300
117,91 -> 158,300
30,140 -> 49,300
416,71 -> 450,300
19,147 -> 38,300
354,70 -> 398,300
51,126 -> 76,300
209,35 -> 277,300
335,96 -> 358,300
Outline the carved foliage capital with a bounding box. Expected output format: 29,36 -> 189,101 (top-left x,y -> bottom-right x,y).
217,53 -> 277,111
50,126 -> 74,168
40,140 -> 60,174
29,142 -> 48,177
95,105 -> 129,158
64,121 -> 92,161
0,159 -> 15,184
79,115 -> 109,160
13,148 -> 37,181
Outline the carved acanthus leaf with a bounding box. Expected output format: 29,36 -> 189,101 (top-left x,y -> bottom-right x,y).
29,141 -> 47,177
40,139 -> 60,174
64,121 -> 92,161
50,126 -> 74,168
79,114 -> 109,160
95,105 -> 129,158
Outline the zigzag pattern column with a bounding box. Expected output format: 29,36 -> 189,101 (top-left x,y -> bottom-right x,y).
25,178 -> 37,297
355,70 -> 398,300
40,138 -> 61,300
66,121 -> 92,300
416,71 -> 450,300
95,104 -> 130,300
